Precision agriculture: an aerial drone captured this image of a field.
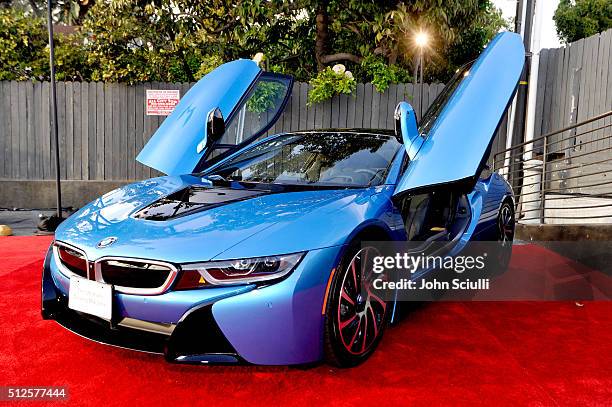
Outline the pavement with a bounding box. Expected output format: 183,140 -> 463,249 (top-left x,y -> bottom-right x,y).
1,209 -> 535,241
0,209 -> 56,236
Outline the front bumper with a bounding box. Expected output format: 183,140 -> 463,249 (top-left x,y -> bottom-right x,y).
42,244 -> 343,365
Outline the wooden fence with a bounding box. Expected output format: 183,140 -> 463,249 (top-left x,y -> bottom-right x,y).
534,28 -> 612,158
2,29 -> 609,183
0,81 -> 450,181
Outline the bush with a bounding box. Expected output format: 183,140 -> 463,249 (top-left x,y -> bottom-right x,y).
308,64 -> 356,105
53,34 -> 92,81
0,9 -> 48,80
361,55 -> 411,93
247,81 -> 287,113
0,9 -> 91,81
194,55 -> 224,80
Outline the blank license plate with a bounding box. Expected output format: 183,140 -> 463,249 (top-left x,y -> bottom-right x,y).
68,276 -> 112,320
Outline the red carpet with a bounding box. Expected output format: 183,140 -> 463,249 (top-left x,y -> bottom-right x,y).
1,236 -> 611,406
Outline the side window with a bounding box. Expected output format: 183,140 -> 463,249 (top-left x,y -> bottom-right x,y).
204,73 -> 292,164
220,73 -> 292,146
418,62 -> 474,136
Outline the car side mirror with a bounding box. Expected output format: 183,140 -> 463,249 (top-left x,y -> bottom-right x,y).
394,102 -> 421,160
394,102 -> 419,145
207,107 -> 225,143
196,107 -> 226,154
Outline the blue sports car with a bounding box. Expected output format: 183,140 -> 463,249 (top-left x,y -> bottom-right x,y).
42,32 -> 523,366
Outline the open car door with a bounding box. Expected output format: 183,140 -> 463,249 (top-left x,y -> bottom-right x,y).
393,32 -> 524,197
137,59 -> 293,176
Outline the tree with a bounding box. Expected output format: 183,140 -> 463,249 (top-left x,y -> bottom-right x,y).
1,0 -> 96,24
0,7 -> 88,80
82,0 -> 306,83
0,7 -> 48,80
1,0 -> 508,88
372,0 -> 508,81
312,0 -> 396,69
554,0 -> 612,43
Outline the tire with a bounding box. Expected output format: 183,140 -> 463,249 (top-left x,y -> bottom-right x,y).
324,241 -> 389,367
496,200 -> 515,272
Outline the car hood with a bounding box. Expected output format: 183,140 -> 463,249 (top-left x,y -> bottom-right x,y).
55,176 -> 385,263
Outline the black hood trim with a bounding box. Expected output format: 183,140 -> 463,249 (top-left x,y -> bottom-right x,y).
133,185 -> 271,221
133,180 -> 364,222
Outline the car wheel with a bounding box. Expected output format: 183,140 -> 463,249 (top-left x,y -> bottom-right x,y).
496,200 -> 515,272
324,242 -> 388,367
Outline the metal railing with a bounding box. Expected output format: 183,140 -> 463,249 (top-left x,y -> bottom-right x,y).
494,110 -> 612,224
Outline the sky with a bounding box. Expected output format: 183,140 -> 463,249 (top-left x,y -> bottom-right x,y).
493,0 -> 562,50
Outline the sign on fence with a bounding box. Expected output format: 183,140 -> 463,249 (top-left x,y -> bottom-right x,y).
145,89 -> 180,116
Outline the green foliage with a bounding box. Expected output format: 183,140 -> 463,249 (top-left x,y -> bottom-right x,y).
0,8 -> 47,80
80,0 -> 307,83
0,8 -> 89,81
25,0 -> 94,25
554,0 -> 612,43
82,1 -> 205,83
308,66 -> 356,105
361,55 -> 411,93
195,55 -> 224,80
53,34 -> 92,81
322,0 -> 397,72
246,81 -> 287,113
373,0 -> 509,81
2,0 -> 510,86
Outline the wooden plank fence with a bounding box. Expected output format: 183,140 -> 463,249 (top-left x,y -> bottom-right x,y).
534,28 -> 612,159
0,81 -> 452,181
1,30 -> 610,183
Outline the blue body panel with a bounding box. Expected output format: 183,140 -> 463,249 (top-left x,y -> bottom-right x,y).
395,32 -> 524,195
212,246 -> 342,365
213,185 -> 402,260
136,60 -> 261,175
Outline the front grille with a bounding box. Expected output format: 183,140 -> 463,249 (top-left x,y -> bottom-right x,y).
57,245 -> 88,278
99,259 -> 174,289
54,242 -> 176,295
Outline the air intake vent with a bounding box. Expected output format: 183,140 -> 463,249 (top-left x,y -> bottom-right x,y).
57,245 -> 88,278
54,241 -> 177,295
99,259 -> 174,289
133,186 -> 269,221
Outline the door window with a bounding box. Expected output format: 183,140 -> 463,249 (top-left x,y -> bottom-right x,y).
210,73 -> 292,158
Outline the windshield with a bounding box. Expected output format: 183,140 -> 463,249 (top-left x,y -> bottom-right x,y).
203,132 -> 400,187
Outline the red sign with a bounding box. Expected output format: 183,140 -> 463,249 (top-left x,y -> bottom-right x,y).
146,89 -> 180,116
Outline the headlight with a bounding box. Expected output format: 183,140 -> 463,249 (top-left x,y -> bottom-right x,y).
174,252 -> 305,289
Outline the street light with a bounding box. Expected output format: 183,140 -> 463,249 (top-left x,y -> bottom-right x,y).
415,31 -> 429,48
414,30 -> 429,119
38,0 -> 64,233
